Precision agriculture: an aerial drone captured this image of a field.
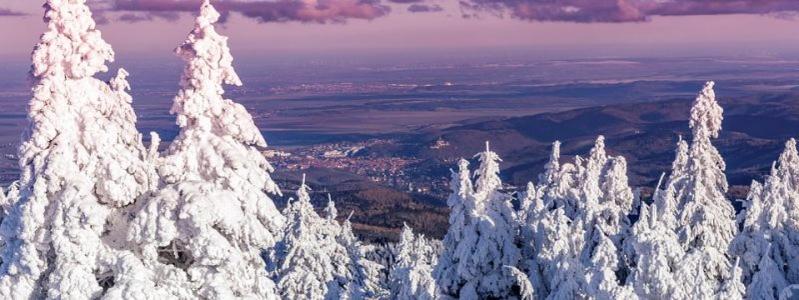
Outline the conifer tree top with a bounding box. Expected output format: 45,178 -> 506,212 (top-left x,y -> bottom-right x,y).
450,158 -> 474,208
539,140 -> 561,186
297,174 -> 311,203
589,136 -> 606,161
776,138 -> 799,184
474,141 -> 503,194
673,136 -> 689,172
33,0 -> 113,79
325,194 -> 338,221
690,81 -> 723,140
172,0 -> 266,147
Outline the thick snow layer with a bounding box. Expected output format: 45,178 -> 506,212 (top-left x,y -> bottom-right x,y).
0,0 -> 152,298
125,1 -> 284,298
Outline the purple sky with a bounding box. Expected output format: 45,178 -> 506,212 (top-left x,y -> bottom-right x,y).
2,0 -> 799,61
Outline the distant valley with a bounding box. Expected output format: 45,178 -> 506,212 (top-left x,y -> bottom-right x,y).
4,56 -> 799,240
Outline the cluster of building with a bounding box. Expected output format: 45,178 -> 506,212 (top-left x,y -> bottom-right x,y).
265,139 -> 454,198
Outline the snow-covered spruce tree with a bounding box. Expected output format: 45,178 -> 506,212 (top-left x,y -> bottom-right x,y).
731,139 -> 799,298
468,142 -> 521,298
127,1 -> 283,298
537,208 -> 586,299
322,197 -> 351,296
434,143 -> 521,299
538,141 -> 581,219
746,246 -> 787,299
525,136 -> 635,298
389,224 -> 439,299
323,198 -> 388,299
630,83 -> 740,300
653,136 -> 689,232
515,141 -> 572,299
0,0 -> 155,298
717,259 -> 745,300
273,177 -> 342,299
337,214 -> 389,298
577,137 -> 634,279
665,82 -> 739,298
628,203 -> 684,299
626,137 -> 694,298
771,139 -> 799,286
730,178 -> 786,300
274,179 -> 332,299
539,141 -> 561,191
585,228 -> 636,299
517,181 -> 547,296
434,159 -> 474,295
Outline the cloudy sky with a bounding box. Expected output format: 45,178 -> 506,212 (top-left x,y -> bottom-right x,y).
3,0 -> 799,62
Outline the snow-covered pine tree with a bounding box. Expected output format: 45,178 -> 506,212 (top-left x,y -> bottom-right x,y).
601,157 -> 637,270
324,197 -> 354,298
126,1 -> 283,298
580,136 -> 610,216
746,245 -> 788,299
628,203 -> 683,298
653,137 -> 689,232
778,140 -> 799,288
516,141 -> 571,299
577,137 -> 634,281
539,141 -> 581,218
274,177 -> 338,299
322,197 -> 388,299
627,136 -> 696,298
0,0 -> 154,298
537,208 -> 585,299
630,83 -> 740,300
532,137 -> 636,298
585,227 -> 637,299
600,157 -> 635,243
731,139 -> 799,298
539,141 -> 561,189
665,82 -> 739,298
337,213 -> 389,298
100,68 -> 156,204
518,181 -> 547,296
435,143 -> 521,299
325,196 -> 339,223
389,224 -> 439,300
717,259 -> 746,300
434,159 -> 475,295
731,179 -> 773,292
468,142 -> 521,298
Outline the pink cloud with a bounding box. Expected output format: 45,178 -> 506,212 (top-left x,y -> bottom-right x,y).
460,0 -> 799,23
74,0 -> 799,24
0,8 -> 26,17
95,0 -> 390,23
407,3 -> 443,13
